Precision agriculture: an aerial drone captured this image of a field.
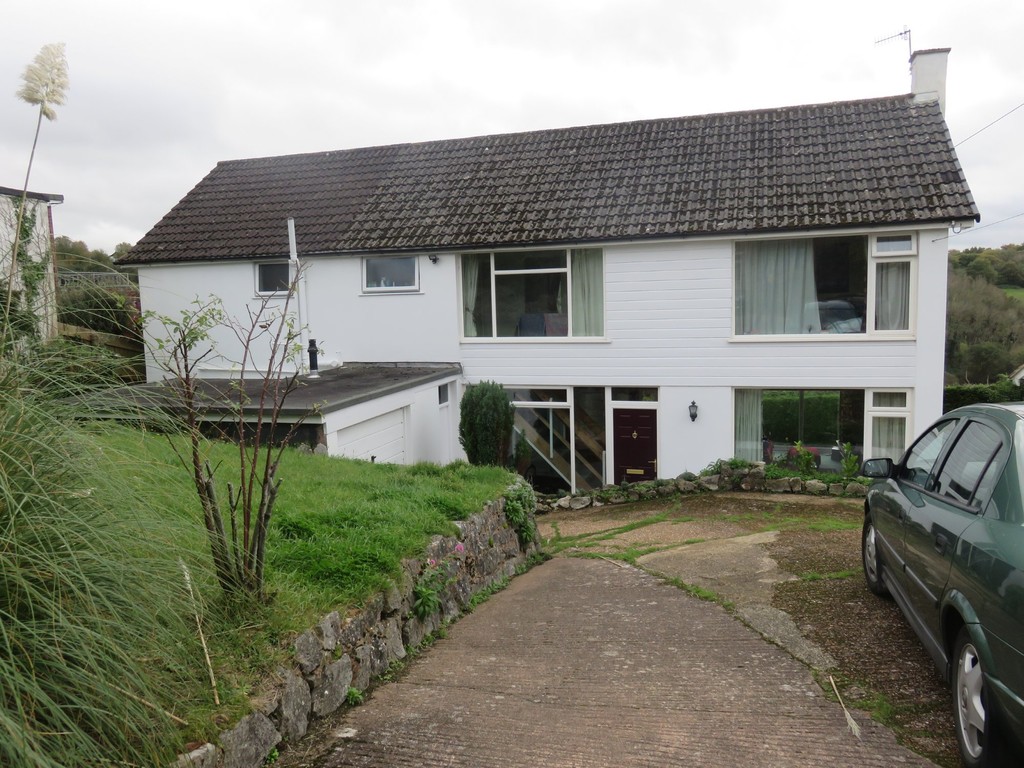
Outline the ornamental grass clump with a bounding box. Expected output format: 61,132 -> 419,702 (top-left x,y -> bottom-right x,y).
0,354 -> 199,768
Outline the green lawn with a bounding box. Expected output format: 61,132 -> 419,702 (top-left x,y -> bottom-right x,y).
1002,285 -> 1024,302
94,425 -> 515,742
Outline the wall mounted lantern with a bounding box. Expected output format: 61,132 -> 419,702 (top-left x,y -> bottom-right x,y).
688,400 -> 699,422
428,254 -> 439,264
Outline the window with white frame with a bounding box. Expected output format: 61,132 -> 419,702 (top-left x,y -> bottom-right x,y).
869,234 -> 916,334
256,262 -> 291,294
734,387 -> 912,466
734,235 -> 916,337
866,390 -> 912,462
363,256 -> 418,292
460,248 -> 604,338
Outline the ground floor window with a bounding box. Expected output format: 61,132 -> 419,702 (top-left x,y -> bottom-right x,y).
866,390 -> 911,461
736,388 -> 912,471
735,388 -> 911,468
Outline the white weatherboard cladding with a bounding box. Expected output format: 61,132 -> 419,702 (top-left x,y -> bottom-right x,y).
330,408 -> 406,464
461,237 -> 928,387
459,228 -> 950,478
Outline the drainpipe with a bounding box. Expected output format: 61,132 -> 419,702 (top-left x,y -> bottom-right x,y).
287,217 -> 310,374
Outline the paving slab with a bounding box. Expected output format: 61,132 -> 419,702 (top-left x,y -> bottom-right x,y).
292,558 -> 934,767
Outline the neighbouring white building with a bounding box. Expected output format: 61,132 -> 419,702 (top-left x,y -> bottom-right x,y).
120,49 -> 978,493
0,184 -> 63,341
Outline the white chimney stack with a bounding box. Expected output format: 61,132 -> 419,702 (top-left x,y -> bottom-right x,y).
910,48 -> 950,113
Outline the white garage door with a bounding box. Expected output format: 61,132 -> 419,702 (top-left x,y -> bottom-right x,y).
333,408 -> 406,464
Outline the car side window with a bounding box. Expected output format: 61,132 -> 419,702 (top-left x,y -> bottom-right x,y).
931,421 -> 1003,507
898,419 -> 958,487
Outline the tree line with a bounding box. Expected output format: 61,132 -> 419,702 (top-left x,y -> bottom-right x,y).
947,243 -> 1024,384
54,235 -> 133,273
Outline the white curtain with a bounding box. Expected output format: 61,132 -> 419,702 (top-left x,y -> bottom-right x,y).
872,416 -> 907,461
734,389 -> 763,462
571,248 -> 604,336
735,240 -> 820,334
875,261 -> 910,331
461,255 -> 480,337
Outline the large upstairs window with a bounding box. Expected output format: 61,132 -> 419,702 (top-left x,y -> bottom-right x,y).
461,248 -> 604,338
734,235 -> 915,337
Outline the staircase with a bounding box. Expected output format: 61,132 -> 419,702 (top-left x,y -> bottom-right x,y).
515,393 -> 605,490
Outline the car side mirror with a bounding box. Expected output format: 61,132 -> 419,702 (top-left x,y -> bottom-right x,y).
861,458 -> 895,479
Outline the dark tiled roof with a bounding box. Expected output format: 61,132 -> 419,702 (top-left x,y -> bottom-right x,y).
121,95 -> 978,265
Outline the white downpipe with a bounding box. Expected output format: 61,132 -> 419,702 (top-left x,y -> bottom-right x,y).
287,217 -> 310,374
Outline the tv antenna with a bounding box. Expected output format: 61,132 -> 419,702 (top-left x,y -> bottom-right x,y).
875,26 -> 912,68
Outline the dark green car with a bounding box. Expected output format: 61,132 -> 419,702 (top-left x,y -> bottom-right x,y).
861,403 -> 1024,767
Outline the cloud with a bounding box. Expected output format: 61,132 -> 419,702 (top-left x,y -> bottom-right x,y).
1,0 -> 1021,251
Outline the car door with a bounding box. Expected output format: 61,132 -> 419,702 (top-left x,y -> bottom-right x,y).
874,418 -> 960,587
903,419 -> 1005,648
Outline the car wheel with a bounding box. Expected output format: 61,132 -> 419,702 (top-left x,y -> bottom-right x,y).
952,627 -> 1003,767
861,517 -> 887,596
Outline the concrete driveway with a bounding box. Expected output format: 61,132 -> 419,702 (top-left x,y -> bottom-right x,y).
285,552 -> 935,767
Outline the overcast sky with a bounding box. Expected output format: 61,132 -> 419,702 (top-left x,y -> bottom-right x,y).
2,0 -> 1022,255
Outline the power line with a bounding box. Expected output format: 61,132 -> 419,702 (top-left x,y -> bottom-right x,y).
934,211 -> 1024,242
955,101 -> 1024,147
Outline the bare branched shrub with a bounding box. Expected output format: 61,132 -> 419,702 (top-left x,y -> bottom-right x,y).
146,266 -> 313,599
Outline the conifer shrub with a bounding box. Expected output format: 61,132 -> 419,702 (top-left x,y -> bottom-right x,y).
459,380 -> 515,466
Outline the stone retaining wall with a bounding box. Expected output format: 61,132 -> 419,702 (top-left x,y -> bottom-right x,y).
177,493 -> 539,768
535,462 -> 869,513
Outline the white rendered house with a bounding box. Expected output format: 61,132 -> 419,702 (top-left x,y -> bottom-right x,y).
121,49 -> 978,492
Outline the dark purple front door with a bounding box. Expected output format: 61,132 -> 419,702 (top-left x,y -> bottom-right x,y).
613,409 -> 657,484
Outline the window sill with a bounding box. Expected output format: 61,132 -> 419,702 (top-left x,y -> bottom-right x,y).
729,333 -> 915,343
460,336 -> 610,344
360,290 -> 423,296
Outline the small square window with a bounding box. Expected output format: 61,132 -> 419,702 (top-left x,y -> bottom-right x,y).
257,262 -> 291,294
438,384 -> 449,405
364,256 -> 418,292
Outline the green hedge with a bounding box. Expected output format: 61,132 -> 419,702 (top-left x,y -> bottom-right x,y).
943,379 -> 1024,411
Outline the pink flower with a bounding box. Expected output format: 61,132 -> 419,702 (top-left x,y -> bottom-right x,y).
455,542 -> 465,553
428,558 -> 437,567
